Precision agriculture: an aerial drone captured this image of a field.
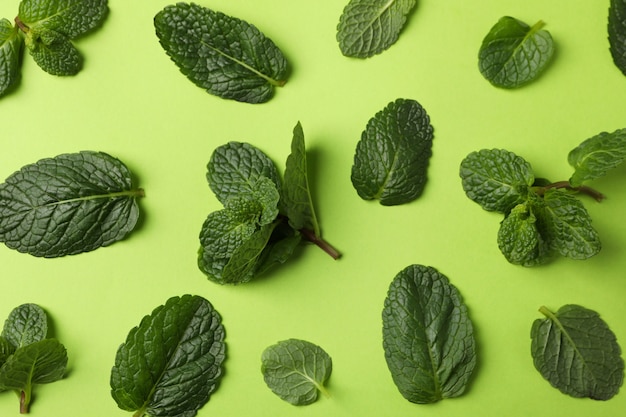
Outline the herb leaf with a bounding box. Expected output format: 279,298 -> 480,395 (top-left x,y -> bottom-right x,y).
498,203 -> 550,266
154,3 -> 288,103
351,99 -> 434,206
110,295 -> 226,417
337,0 -> 417,58
261,339 -> 332,405
1,304 -> 47,349
531,305 -> 624,400
25,29 -> 81,75
382,265 -> 476,404
0,151 -> 144,258
609,0 -> 626,76
568,128 -> 626,187
0,19 -> 23,96
478,17 -> 554,88
460,148 -> 534,213
18,0 -> 108,39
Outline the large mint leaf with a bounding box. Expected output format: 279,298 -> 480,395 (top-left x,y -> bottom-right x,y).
568,128 -> 626,187
154,3 -> 288,103
0,151 -> 143,258
261,339 -> 332,405
0,19 -> 23,96
531,305 -> 624,400
110,295 -> 226,417
478,17 -> 554,88
282,122 -> 319,235
351,98 -> 434,206
336,0 -> 417,58
2,304 -> 47,349
609,0 -> 626,75
207,142 -> 280,206
25,28 -> 81,75
383,265 -> 476,404
460,148 -> 534,213
18,0 -> 108,39
497,203 -> 550,266
537,189 -> 600,260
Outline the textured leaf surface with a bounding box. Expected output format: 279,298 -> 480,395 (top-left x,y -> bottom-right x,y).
282,122 -> 319,235
0,19 -> 23,96
154,3 -> 288,103
531,305 -> 624,400
568,128 -> 626,187
351,98 -> 434,205
110,295 -> 226,417
0,339 -> 67,389
498,203 -> 550,266
337,0 -> 417,58
261,339 -> 332,405
609,0 -> 626,75
478,17 -> 554,88
382,265 -> 476,404
1,304 -> 47,349
460,148 -> 534,213
18,0 -> 108,39
0,151 -> 143,257
26,29 -> 81,75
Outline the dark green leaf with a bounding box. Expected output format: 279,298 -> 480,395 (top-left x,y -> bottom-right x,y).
18,0 -> 108,39
609,0 -> 626,76
351,98 -> 434,206
568,128 -> 626,187
254,231 -> 302,276
0,19 -> 23,96
478,17 -> 554,88
282,122 -> 319,235
154,3 -> 288,103
460,148 -> 534,212
498,203 -> 550,266
220,222 -> 278,284
2,304 -> 47,349
382,265 -> 476,404
261,339 -> 332,405
0,337 -> 15,367
531,305 -> 624,400
25,28 -> 81,75
337,0 -> 417,58
0,151 -> 143,258
110,295 -> 226,417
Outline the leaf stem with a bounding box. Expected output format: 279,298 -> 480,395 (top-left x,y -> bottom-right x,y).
300,229 -> 341,260
19,390 -> 29,414
534,181 -> 605,202
14,17 -> 29,33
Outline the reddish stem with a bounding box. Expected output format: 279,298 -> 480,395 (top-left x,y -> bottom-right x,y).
536,181 -> 605,202
300,229 -> 341,260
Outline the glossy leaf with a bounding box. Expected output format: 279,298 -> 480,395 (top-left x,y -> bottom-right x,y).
609,0 -> 626,75
351,98 -> 434,206
110,295 -> 226,417
0,19 -> 23,96
568,128 -> 626,187
1,304 -> 47,349
382,265 -> 476,404
478,17 -> 554,88
261,339 -> 332,405
531,305 -> 624,400
337,0 -> 417,58
154,3 -> 288,103
18,0 -> 108,39
0,151 -> 143,257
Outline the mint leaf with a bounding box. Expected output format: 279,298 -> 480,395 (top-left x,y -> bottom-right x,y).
25,28 -> 81,75
18,0 -> 108,39
460,148 -> 534,212
383,265 -> 476,404
0,151 -> 144,257
351,98 -> 434,206
0,337 -> 14,365
609,0 -> 626,75
282,122 -> 319,235
531,305 -> 624,400
498,202 -> 550,266
254,230 -> 302,276
261,339 -> 332,405
110,295 -> 226,417
0,19 -> 23,96
478,17 -> 554,88
220,222 -> 278,283
2,304 -> 47,349
568,128 -> 626,187
154,3 -> 288,103
337,0 -> 417,58
0,339 -> 67,413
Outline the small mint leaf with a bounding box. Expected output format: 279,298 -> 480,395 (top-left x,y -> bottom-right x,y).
1,304 -> 47,349
18,0 -> 108,39
26,28 -> 81,75
498,203 -> 550,266
568,128 -> 626,187
0,19 -> 23,96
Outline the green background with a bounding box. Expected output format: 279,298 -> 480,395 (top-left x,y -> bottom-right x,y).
1,0 -> 626,415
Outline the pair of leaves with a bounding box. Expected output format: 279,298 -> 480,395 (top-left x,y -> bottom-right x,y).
460,128 -> 626,265
351,98 -> 434,205
0,151 -> 144,257
478,16 -> 554,88
110,295 -> 226,417
0,304 -> 67,414
154,3 -> 288,104
261,339 -> 332,405
531,305 -> 624,400
382,265 -> 476,404
609,0 -> 626,76
0,0 -> 108,96
337,0 -> 417,58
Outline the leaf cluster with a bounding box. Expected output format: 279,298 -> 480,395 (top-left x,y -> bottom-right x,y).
460,128 -> 626,266
198,122 -> 340,285
0,0 -> 108,96
0,304 -> 67,414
